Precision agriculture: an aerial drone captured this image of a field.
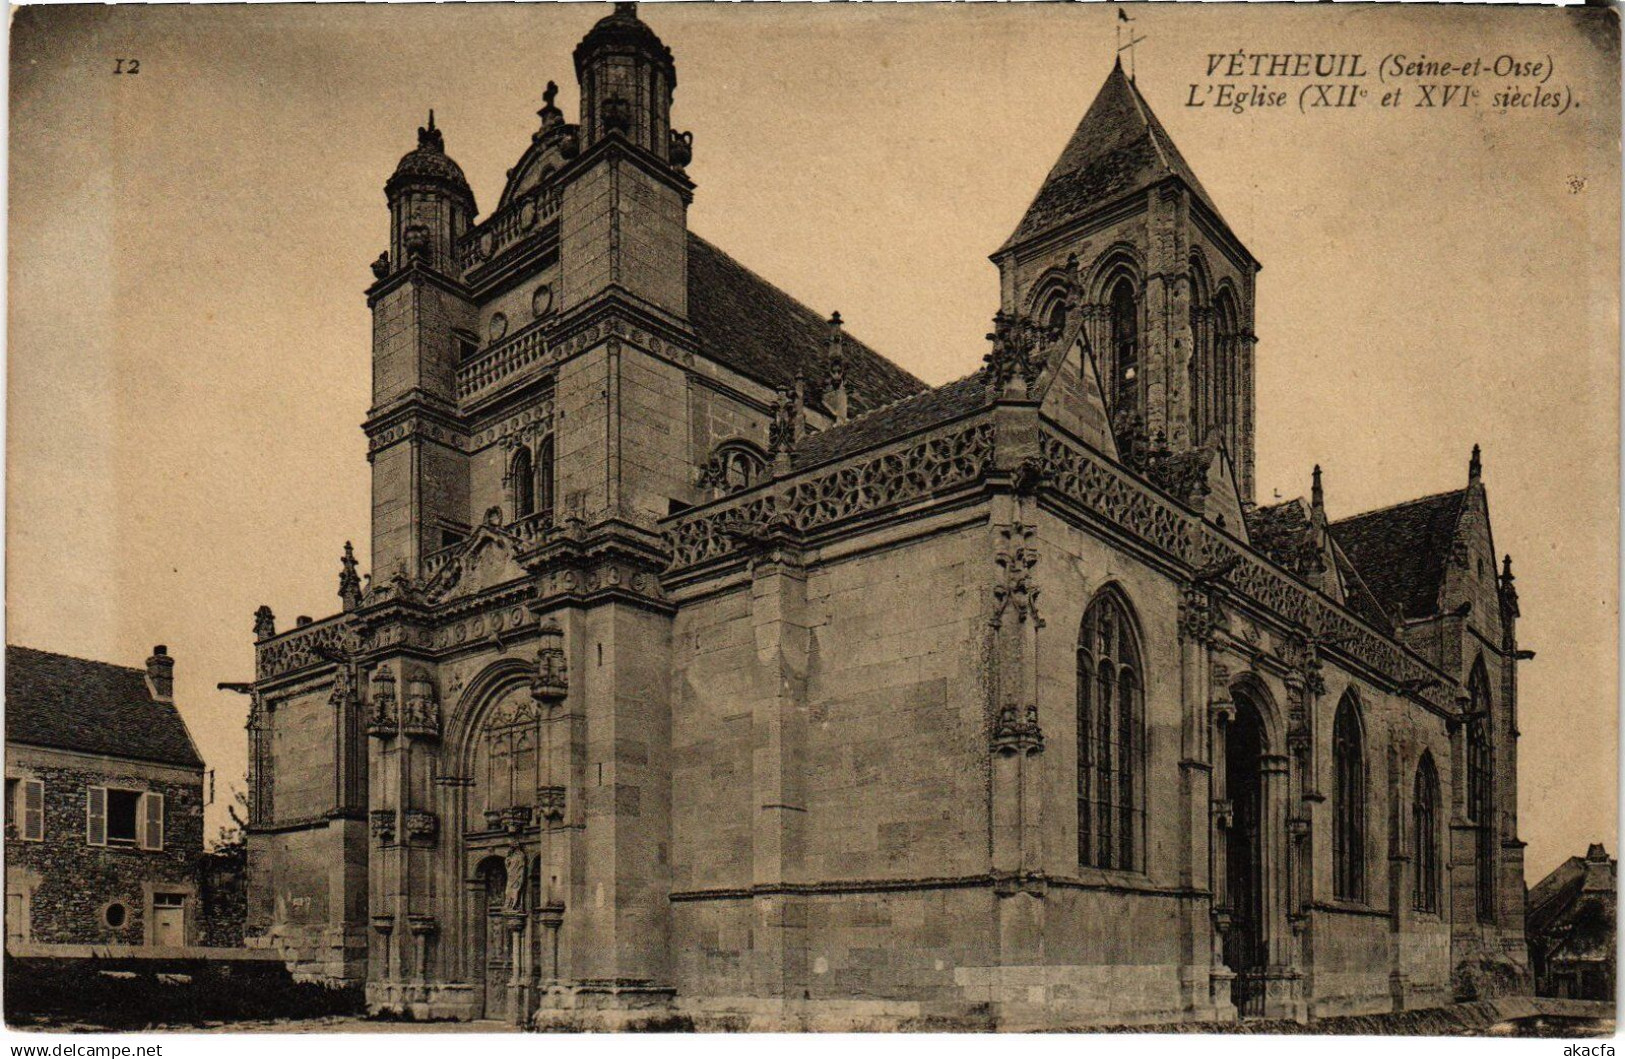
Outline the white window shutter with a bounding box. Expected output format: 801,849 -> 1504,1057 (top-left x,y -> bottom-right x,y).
141,792 -> 164,851
23,780 -> 43,841
86,787 -> 106,846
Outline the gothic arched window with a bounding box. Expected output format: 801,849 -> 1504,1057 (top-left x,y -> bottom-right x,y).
1077,588 -> 1144,872
1108,278 -> 1139,415
511,446 -> 535,520
1468,662 -> 1496,923
1413,752 -> 1441,914
474,693 -> 540,817
1332,692 -> 1366,901
536,435 -> 556,524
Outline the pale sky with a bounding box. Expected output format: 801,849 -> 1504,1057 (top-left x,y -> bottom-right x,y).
7,2 -> 1618,879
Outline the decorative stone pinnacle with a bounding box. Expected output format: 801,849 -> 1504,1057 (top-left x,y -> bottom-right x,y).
339,540 -> 364,612
1311,464 -> 1324,513
1469,443 -> 1482,481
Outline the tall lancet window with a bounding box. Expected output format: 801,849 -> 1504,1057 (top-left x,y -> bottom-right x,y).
1332,692 -> 1366,901
536,435 -> 556,524
1468,662 -> 1496,923
1108,278 -> 1139,415
1413,752 -> 1441,914
511,446 -> 535,520
1077,588 -> 1144,872
1211,290 -> 1239,450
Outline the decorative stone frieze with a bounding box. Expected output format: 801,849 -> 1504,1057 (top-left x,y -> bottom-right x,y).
1040,432 -> 1454,711
666,420 -> 995,570
537,786 -> 567,821
256,616 -> 358,680
370,809 -> 397,843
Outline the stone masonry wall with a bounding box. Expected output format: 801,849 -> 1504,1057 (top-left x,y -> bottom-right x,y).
5,747 -> 204,945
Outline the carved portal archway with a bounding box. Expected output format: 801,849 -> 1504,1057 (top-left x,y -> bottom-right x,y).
1213,674 -> 1300,1020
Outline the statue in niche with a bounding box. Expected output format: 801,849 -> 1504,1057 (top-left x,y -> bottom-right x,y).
504,845 -> 528,912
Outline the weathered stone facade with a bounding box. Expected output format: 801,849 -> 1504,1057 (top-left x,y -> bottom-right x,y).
244,5 -> 1530,1028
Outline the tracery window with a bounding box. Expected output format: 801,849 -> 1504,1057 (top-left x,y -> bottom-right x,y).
1413,752 -> 1441,914
1077,588 -> 1144,872
475,695 -> 539,816
1468,662 -> 1496,923
1108,277 -> 1139,415
1332,692 -> 1366,902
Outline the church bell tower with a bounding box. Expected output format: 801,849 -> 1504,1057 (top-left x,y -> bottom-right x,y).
993,61 -> 1261,501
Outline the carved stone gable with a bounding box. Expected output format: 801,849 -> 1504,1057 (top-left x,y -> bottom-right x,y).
420,525 -> 530,603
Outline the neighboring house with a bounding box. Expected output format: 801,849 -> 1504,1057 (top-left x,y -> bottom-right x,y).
240,4 -> 1531,1028
1528,844 -> 1616,1001
5,644 -> 207,947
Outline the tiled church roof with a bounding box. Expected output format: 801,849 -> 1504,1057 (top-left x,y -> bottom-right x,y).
1330,488 -> 1469,622
5,645 -> 204,770
792,370 -> 993,471
687,234 -> 928,415
1001,61 -> 1229,251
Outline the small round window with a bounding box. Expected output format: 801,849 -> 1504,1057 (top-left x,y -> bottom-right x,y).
488,313 -> 509,343
103,902 -> 128,928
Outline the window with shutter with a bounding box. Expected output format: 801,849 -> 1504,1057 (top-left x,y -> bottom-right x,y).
22,780 -> 43,842
141,792 -> 165,851
87,787 -> 107,846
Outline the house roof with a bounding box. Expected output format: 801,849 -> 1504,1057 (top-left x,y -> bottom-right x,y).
1528,846 -> 1616,941
1001,61 -> 1229,252
5,645 -> 203,770
1330,488 -> 1468,622
791,370 -> 992,471
686,233 -> 928,415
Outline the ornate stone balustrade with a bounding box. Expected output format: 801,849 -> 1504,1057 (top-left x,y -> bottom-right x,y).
255,614 -> 356,680
664,420 -> 996,570
454,187 -> 560,273
509,511 -> 554,545
456,324 -> 551,401
1038,432 -> 1454,711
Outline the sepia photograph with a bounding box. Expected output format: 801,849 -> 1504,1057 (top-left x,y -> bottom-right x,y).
3,0 -> 1619,1043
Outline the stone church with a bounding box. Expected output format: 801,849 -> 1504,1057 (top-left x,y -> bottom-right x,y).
242,3 -> 1531,1029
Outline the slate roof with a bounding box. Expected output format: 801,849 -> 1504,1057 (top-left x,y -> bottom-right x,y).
1528,846 -> 1615,941
687,233 -> 928,415
5,645 -> 204,770
1002,61 -> 1229,251
1330,489 -> 1468,622
791,370 -> 992,471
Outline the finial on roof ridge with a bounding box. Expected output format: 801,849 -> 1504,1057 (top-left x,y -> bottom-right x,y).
1469,443 -> 1482,482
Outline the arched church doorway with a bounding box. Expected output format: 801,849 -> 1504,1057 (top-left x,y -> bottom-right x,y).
1225,694 -> 1267,1016
477,857 -> 510,1020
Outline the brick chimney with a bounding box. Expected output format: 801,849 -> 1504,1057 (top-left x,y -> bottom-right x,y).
145,645 -> 174,703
